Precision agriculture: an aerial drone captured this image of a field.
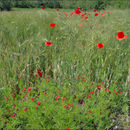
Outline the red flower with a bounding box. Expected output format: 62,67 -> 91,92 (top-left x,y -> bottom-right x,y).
95,13 -> 99,16
37,101 -> 41,106
56,8 -> 59,11
104,88 -> 108,91
88,110 -> 92,113
36,106 -> 38,110
88,95 -> 91,98
50,23 -> 56,28
97,85 -> 101,90
101,81 -> 104,84
84,16 -> 88,19
82,8 -> 84,11
62,98 -> 66,101
66,128 -> 70,130
27,86 -> 31,91
45,41 -> 54,46
90,91 -> 94,94
12,94 -> 16,98
97,43 -> 104,48
82,77 -> 86,82
75,8 -> 81,15
42,8 -> 45,10
120,91 -> 123,94
70,12 -> 74,16
24,107 -> 28,111
13,104 -> 16,107
80,24 -> 83,27
94,10 -> 97,12
37,69 -> 42,77
116,32 -> 127,41
6,97 -> 9,102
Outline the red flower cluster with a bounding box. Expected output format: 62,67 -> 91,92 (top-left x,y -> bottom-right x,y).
24,107 -> 28,111
75,8 -> 81,15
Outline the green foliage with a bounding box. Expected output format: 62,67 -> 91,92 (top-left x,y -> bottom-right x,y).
0,0 -> 14,11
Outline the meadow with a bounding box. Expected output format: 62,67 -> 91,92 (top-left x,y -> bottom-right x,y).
0,8 -> 129,129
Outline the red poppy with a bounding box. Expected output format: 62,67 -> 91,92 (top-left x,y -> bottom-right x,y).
42,8 -> 45,10
116,32 -> 127,40
82,8 -> 84,11
24,107 -> 28,111
88,110 -> 92,113
70,12 -> 74,16
75,8 -> 81,15
84,16 -> 88,20
45,41 -> 54,46
66,128 -> 70,130
97,43 -> 104,48
94,10 -> 97,12
50,23 -> 56,28
37,69 -> 42,77
95,13 -> 99,16
56,8 -> 59,11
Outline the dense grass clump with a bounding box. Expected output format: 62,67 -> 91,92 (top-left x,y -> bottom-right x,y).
0,8 -> 129,129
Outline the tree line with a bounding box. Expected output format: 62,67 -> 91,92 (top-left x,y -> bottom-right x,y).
0,0 -> 130,11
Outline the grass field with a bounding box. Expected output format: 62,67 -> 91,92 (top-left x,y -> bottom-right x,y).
0,8 -> 129,129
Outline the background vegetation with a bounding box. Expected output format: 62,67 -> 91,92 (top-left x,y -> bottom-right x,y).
0,0 -> 130,11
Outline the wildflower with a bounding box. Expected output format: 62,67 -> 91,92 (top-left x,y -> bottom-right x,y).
88,95 -> 91,98
97,43 -> 104,48
70,12 -> 74,16
88,110 -> 92,113
90,91 -> 94,94
104,88 -> 108,91
22,88 -> 26,92
95,13 -> 99,16
70,104 -> 74,107
37,101 -> 41,106
50,23 -> 56,28
75,8 -> 81,15
37,69 -> 42,77
66,128 -> 70,130
56,8 -> 59,11
120,91 -> 123,94
31,97 -> 34,102
11,113 -> 16,118
82,77 -> 86,82
107,11 -> 111,13
27,86 -> 31,91
25,94 -> 28,98
115,92 -> 118,95
24,107 -> 28,111
13,104 -> 16,107
46,75 -> 49,79
82,8 -> 84,11
6,97 -> 9,102
12,94 -> 16,98
36,106 -> 38,110
80,24 -> 83,27
100,112 -> 102,114
59,89 -> 61,93
61,98 -> 66,101
97,85 -> 101,90
116,32 -> 127,40
101,81 -> 104,84
42,8 -> 45,10
84,16 -> 88,19
94,10 -> 97,12
45,41 -> 54,46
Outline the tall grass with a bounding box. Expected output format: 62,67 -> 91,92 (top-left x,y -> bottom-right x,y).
0,8 -> 129,129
